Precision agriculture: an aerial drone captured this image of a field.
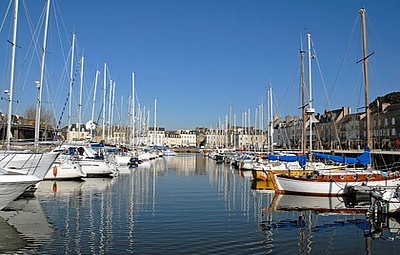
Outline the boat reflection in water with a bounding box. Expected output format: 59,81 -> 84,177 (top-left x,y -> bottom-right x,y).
9,154 -> 400,254
0,196 -> 54,253
0,215 -> 26,253
269,194 -> 369,215
261,193 -> 400,252
251,179 -> 275,192
37,180 -> 84,197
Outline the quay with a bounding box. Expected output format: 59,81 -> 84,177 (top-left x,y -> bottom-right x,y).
171,147 -> 200,153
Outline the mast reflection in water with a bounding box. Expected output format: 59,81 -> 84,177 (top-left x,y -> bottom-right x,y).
6,153 -> 399,254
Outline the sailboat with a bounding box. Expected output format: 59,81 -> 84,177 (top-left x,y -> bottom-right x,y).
0,0 -> 58,183
0,168 -> 41,211
251,36 -> 345,182
271,8 -> 400,196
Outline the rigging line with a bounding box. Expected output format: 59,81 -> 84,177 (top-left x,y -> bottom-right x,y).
366,12 -> 400,86
53,60 -> 81,139
312,45 -> 341,149
313,28 -> 360,151
18,0 -> 45,94
96,104 -> 103,125
52,2 -> 67,64
54,41 -> 73,108
330,14 -> 359,100
275,58 -> 301,115
0,0 -> 12,33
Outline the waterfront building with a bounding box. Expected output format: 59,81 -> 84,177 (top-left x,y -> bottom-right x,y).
163,130 -> 196,147
273,115 -> 302,150
179,130 -> 197,147
147,127 -> 165,146
337,112 -> 365,150
67,123 -> 90,142
206,129 -> 225,148
317,107 -> 351,150
371,101 -> 400,149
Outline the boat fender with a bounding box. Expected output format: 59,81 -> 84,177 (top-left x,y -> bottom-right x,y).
53,165 -> 58,177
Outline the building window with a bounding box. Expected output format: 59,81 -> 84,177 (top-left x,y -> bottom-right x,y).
392,128 -> 396,136
392,118 -> 396,125
385,119 -> 388,126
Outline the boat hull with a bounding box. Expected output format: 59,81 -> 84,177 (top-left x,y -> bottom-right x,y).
44,161 -> 86,180
0,175 -> 41,210
0,152 -> 59,180
273,173 -> 400,196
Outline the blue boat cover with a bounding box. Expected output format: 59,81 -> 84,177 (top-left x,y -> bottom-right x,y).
267,154 -> 307,168
312,147 -> 371,165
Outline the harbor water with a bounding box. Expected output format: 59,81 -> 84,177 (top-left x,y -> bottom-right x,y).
1,153 -> 400,254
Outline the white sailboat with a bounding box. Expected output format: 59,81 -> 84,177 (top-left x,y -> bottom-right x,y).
44,158 -> 86,180
54,145 -> 114,177
0,168 -> 41,210
0,0 -> 58,182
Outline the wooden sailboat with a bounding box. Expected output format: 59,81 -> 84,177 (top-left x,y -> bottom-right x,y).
251,34 -> 345,182
271,8 -> 400,197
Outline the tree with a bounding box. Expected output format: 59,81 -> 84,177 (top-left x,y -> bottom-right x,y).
382,92 -> 400,104
370,91 -> 400,108
23,106 -> 56,128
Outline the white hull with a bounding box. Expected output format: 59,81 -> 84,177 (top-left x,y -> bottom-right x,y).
0,175 -> 41,210
0,151 -> 59,180
44,160 -> 86,180
371,188 -> 400,214
274,174 -> 400,196
78,160 -> 114,177
163,150 -> 177,156
138,152 -> 150,162
114,155 -> 132,166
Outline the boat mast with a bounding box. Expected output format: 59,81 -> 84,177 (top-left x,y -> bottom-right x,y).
307,33 -> 315,153
111,80 -> 116,142
90,69 -> 100,138
78,55 -> 84,140
107,79 -> 113,142
67,33 -> 75,142
102,62 -> 106,141
359,8 -> 372,148
153,98 -> 157,146
300,49 -> 307,155
268,86 -> 274,153
131,72 -> 135,147
34,0 -> 51,147
6,0 -> 19,150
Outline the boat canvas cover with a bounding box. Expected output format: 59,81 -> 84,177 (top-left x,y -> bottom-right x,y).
267,154 -> 307,168
312,147 -> 371,165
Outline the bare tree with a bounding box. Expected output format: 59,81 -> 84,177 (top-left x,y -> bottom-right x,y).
23,106 -> 56,128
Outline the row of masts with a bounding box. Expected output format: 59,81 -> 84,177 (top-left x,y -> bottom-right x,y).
4,3 -> 372,150
213,8 -> 372,153
4,0 -> 158,149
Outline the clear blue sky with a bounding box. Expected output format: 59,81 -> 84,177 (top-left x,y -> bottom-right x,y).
0,0 -> 399,130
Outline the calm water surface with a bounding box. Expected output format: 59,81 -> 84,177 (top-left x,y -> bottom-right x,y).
1,153 -> 400,254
